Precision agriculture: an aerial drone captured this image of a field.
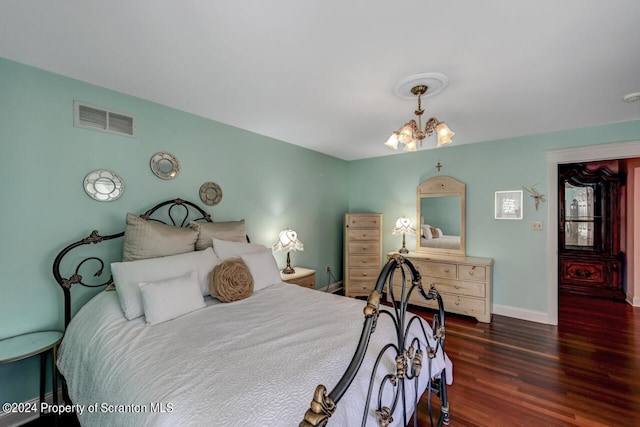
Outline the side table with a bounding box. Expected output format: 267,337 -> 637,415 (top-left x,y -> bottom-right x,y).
0,330 -> 64,415
281,267 -> 316,289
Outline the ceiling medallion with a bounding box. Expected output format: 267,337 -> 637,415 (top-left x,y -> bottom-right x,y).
393,72 -> 449,100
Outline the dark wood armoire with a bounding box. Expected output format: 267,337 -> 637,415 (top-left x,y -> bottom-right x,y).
558,162 -> 625,301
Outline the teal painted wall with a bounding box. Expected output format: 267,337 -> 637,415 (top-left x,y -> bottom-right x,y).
0,58 -> 348,405
347,120 -> 640,315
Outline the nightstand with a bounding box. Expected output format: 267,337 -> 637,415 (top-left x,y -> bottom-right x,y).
0,330 -> 64,414
281,267 -> 316,289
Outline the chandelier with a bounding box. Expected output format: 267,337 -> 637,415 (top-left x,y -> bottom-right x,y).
384,84 -> 454,152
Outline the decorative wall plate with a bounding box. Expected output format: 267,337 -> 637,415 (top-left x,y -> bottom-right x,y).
150,152 -> 180,180
199,182 -> 223,206
84,169 -> 124,202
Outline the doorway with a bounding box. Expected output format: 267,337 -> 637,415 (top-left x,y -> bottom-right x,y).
546,140 -> 640,325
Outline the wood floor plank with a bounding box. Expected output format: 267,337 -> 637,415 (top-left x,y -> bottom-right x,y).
415,294 -> 640,426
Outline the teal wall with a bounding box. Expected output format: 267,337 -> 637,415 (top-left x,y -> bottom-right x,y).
347,120 -> 640,315
0,58 -> 348,405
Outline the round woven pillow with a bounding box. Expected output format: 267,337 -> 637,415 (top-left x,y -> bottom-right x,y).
209,258 -> 254,302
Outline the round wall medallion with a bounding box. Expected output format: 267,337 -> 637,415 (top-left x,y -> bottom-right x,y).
199,182 -> 223,206
150,152 -> 180,180
84,169 -> 124,202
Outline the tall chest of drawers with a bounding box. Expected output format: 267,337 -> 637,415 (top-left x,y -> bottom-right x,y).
387,252 -> 493,323
344,213 -> 383,298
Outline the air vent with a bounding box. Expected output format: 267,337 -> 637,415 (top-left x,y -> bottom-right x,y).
74,101 -> 136,137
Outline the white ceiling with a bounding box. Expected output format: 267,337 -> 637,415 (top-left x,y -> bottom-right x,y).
2,1 -> 640,160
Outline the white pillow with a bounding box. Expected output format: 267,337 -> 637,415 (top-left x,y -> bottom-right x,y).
240,250 -> 283,292
112,247 -> 220,320
212,237 -> 268,260
421,225 -> 433,240
139,272 -> 206,325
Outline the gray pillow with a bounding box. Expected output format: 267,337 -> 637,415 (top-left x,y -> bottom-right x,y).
190,220 -> 246,251
122,213 -> 198,261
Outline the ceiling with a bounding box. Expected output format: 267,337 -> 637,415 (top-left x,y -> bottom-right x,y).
2,1 -> 639,160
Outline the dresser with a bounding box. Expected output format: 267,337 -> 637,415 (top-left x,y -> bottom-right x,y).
344,213 -> 383,298
386,252 -> 493,323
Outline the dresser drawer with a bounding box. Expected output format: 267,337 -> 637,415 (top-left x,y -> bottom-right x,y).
348,241 -> 380,254
348,280 -> 376,294
413,260 -> 457,279
347,215 -> 382,229
442,294 -> 486,317
348,267 -> 380,281
458,265 -> 486,282
429,278 -> 485,298
347,228 -> 381,241
348,255 -> 381,268
393,285 -> 486,318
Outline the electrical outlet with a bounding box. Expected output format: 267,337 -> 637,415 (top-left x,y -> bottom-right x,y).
326,265 -> 331,273
531,221 -> 543,231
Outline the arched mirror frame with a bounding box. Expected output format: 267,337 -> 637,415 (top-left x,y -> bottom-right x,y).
416,175 -> 466,256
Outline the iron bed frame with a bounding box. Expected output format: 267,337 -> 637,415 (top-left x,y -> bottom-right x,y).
52,198 -> 450,427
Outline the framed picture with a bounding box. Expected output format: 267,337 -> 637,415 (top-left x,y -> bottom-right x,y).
495,190 -> 523,220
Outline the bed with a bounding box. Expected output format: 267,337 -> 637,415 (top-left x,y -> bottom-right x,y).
53,198 -> 452,426
419,223 -> 461,250
420,234 -> 461,250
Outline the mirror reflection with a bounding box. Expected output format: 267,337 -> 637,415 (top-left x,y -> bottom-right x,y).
420,196 -> 461,250
416,176 -> 466,256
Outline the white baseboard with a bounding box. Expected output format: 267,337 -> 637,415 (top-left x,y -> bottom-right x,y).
626,294 -> 640,307
0,389 -> 63,427
492,303 -> 551,324
317,281 -> 343,294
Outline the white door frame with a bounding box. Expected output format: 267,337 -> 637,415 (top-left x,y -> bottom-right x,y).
546,140 -> 640,325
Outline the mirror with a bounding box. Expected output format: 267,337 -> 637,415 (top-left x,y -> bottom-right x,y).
199,181 -> 223,206
150,152 -> 180,180
84,169 -> 124,202
416,176 -> 466,256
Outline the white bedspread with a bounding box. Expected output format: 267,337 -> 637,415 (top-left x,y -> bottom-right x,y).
421,235 -> 461,250
58,283 -> 451,427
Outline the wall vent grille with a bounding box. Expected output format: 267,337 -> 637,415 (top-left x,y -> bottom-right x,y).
74,101 -> 136,137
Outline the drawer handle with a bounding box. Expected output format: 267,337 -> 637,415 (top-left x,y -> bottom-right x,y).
444,268 -> 450,273
362,273 -> 367,277
468,271 -> 474,276
361,259 -> 367,264
454,298 -> 460,306
455,285 -> 460,289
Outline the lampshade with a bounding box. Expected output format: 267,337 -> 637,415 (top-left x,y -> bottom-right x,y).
392,217 -> 415,254
273,229 -> 303,274
384,132 -> 400,149
273,229 -> 304,253
392,217 -> 416,235
436,122 -> 454,147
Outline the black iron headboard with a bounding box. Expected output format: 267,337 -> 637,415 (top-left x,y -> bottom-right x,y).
52,198 -> 213,328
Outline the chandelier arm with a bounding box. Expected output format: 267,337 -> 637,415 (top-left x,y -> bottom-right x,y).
424,117 -> 440,136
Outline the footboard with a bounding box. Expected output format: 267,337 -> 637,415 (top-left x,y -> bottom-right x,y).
300,254 -> 449,427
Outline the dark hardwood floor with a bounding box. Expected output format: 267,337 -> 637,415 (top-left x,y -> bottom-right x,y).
418,294 -> 640,426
